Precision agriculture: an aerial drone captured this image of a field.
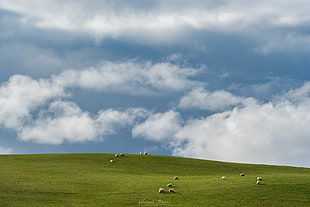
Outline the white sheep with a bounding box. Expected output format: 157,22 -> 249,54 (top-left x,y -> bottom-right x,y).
257,177 -> 263,181
144,152 -> 148,155
158,188 -> 165,193
256,180 -> 261,185
169,189 -> 175,193
110,160 -> 114,163
222,176 -> 227,180
140,152 -> 142,155
240,173 -> 245,176
174,176 -> 178,180
115,154 -> 119,157
120,153 -> 124,156
167,183 -> 172,187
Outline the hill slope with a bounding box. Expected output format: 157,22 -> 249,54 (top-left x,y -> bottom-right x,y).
0,153 -> 309,206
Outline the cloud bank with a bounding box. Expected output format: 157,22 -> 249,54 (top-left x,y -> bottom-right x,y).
134,84 -> 310,167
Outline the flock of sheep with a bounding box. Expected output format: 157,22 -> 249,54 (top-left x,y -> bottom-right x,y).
158,174 -> 263,194
109,152 -> 179,193
222,173 -> 263,184
109,153 -> 126,163
110,152 -> 149,163
109,153 -> 264,194
158,176 -> 178,193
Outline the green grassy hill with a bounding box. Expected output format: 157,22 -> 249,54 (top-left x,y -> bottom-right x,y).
0,153 -> 309,207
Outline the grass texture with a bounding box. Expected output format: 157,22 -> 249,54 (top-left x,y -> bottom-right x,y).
0,153 -> 309,206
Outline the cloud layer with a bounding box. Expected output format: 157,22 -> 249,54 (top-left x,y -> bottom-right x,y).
1,0 -> 310,49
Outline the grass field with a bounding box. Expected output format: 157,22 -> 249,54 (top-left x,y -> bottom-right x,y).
0,153 -> 309,206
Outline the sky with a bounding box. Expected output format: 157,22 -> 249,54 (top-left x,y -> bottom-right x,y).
1,0 -> 310,167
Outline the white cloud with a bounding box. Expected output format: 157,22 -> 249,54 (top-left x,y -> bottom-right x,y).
96,108 -> 150,135
173,100 -> 310,165
134,83 -> 310,167
19,101 -> 98,144
54,61 -> 201,94
0,75 -> 66,129
1,0 -> 310,46
132,111 -> 182,141
19,101 -> 149,144
178,87 -> 250,111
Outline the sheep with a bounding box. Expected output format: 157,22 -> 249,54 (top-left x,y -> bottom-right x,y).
115,154 -> 119,157
169,189 -> 175,193
158,188 -> 165,193
144,152 -> 148,155
174,176 -> 179,180
120,153 -> 124,156
222,176 -> 227,180
110,160 -> 114,163
167,183 -> 172,187
257,177 -> 263,181
240,173 -> 245,176
256,180 -> 261,185
140,152 -> 143,155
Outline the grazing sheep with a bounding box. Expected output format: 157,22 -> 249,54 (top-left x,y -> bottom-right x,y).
120,153 -> 124,156
222,176 -> 227,180
256,180 -> 261,185
240,173 -> 245,176
174,176 -> 179,180
167,183 -> 172,187
110,160 -> 114,163
169,189 -> 175,193
140,152 -> 143,155
158,188 -> 165,193
115,154 -> 119,157
257,177 -> 263,181
144,152 -> 148,155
